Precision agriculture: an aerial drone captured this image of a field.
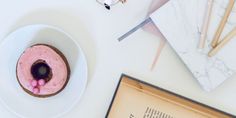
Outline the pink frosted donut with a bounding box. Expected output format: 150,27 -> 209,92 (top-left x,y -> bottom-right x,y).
16,44 -> 70,97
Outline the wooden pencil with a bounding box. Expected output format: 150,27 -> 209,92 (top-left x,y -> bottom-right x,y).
199,0 -> 214,49
211,0 -> 235,48
208,27 -> 236,57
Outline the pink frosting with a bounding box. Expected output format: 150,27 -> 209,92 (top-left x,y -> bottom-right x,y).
17,45 -> 69,96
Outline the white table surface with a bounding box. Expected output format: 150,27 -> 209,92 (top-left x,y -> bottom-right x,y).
0,0 -> 235,118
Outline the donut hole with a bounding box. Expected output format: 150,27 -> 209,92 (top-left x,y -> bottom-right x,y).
31,60 -> 52,82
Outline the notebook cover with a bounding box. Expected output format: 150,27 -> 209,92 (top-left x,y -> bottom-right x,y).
150,0 -> 236,91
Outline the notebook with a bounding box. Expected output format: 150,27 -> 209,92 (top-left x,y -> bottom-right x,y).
150,0 -> 236,91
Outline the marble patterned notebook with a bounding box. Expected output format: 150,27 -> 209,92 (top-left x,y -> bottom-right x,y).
150,0 -> 236,91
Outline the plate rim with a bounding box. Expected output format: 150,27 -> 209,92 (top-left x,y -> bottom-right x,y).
0,24 -> 88,118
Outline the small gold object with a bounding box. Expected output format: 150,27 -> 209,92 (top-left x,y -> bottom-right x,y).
96,0 -> 126,10
120,0 -> 126,4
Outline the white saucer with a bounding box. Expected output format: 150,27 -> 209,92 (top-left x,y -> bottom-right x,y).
0,25 -> 88,118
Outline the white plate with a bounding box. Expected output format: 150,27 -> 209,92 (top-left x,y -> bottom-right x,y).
0,24 -> 88,118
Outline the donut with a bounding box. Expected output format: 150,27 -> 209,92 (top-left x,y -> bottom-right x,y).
16,44 -> 70,98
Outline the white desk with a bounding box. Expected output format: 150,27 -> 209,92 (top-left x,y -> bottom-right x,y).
0,0 -> 235,117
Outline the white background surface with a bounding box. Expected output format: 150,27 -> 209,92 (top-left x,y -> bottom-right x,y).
0,0 -> 235,117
